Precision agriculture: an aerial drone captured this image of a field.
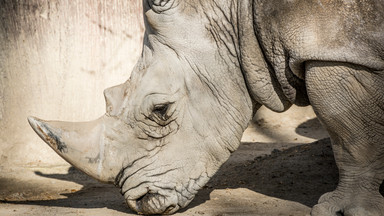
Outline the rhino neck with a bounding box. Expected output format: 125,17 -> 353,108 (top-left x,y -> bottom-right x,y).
190,1 -> 254,151
236,0 -> 292,112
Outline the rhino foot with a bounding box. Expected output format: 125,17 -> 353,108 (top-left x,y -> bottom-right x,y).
311,190 -> 384,216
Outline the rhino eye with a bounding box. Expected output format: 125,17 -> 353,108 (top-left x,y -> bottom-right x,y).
153,104 -> 170,121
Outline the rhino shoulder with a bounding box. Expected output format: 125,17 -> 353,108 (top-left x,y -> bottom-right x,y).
255,0 -> 384,75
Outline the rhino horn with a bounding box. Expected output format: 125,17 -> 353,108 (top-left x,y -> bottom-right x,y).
28,116 -> 114,183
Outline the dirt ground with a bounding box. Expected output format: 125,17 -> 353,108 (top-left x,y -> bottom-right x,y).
0,106 -> 339,216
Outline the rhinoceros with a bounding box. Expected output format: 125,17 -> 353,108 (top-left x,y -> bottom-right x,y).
28,0 -> 384,215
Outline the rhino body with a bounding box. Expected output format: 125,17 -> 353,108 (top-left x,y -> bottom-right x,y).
29,0 -> 384,215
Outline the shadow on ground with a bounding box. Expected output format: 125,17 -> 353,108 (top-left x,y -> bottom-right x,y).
185,138 -> 339,211
10,134 -> 384,214
295,118 -> 327,140
2,138 -> 344,215
1,166 -> 133,213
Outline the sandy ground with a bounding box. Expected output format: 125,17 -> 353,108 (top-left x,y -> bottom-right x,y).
0,106 -> 336,216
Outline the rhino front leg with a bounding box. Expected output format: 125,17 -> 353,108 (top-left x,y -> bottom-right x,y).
305,61 -> 384,216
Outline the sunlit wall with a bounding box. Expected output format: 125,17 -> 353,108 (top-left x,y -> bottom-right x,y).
0,0 -> 144,166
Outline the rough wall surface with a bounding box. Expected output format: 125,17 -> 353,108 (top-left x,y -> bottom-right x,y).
0,0 -> 144,166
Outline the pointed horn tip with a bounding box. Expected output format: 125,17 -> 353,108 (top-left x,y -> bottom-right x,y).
28,116 -> 45,130
28,116 -> 37,124
27,116 -> 50,141
28,116 -> 39,128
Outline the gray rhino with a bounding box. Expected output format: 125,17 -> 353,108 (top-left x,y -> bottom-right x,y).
28,0 -> 384,215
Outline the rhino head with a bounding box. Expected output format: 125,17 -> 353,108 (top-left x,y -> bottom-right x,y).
29,0 -> 257,214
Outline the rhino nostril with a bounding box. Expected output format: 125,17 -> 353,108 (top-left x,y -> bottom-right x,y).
134,192 -> 176,215
136,193 -> 147,203
135,193 -> 148,212
136,192 -> 160,214
164,204 -> 176,214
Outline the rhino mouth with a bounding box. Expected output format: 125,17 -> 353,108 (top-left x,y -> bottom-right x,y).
127,192 -> 180,215
115,159 -> 212,214
119,177 -> 202,215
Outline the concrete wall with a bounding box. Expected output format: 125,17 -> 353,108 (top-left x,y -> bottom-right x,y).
0,0 -> 144,166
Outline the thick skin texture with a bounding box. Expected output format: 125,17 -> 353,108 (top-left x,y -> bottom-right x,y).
254,1 -> 384,215
29,0 -> 384,215
306,62 -> 384,216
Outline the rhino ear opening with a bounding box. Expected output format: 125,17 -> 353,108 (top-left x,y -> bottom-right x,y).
152,0 -> 170,7
104,84 -> 126,116
149,0 -> 174,12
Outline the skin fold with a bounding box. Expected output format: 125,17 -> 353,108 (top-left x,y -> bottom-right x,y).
29,0 -> 384,215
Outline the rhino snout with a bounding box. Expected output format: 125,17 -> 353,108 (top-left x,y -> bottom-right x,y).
117,164 -> 212,215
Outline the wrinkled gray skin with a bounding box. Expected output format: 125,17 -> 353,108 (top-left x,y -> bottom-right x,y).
28,0 -> 384,215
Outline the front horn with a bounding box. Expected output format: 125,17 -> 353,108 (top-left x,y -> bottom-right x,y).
28,116 -> 115,183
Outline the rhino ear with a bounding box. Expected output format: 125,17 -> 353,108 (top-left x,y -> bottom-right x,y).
149,0 -> 174,12
104,84 -> 126,116
152,0 -> 170,6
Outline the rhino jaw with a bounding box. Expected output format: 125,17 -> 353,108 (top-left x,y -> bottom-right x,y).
28,116 -> 116,183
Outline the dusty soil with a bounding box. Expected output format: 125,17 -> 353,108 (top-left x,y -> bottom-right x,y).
0,106 -> 342,216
